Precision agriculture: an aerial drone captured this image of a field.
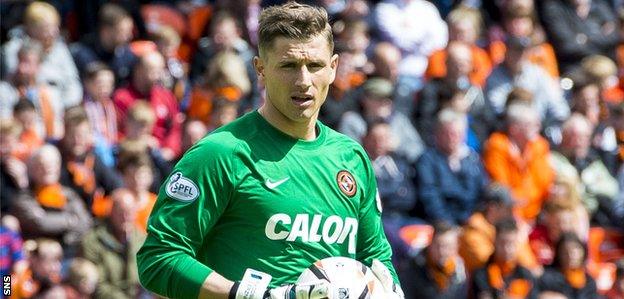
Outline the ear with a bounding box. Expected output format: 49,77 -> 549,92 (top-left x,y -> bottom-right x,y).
329,54 -> 339,83
253,56 -> 264,81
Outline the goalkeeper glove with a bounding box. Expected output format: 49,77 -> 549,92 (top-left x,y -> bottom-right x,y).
370,259 -> 405,299
230,268 -> 332,299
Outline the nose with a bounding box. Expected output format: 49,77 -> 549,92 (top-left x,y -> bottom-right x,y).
294,66 -> 312,90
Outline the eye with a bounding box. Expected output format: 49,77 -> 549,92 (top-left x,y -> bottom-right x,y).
308,63 -> 324,70
280,63 -> 296,69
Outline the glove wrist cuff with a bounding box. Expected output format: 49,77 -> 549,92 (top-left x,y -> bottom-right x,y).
233,269 -> 273,299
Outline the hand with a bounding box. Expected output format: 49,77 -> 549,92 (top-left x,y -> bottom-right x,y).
231,269 -> 332,299
370,259 -> 404,299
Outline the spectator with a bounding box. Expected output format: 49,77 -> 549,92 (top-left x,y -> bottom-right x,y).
0,215 -> 24,275
489,4 -> 560,79
539,0 -> 620,74
117,150 -> 157,233
0,118 -> 28,213
459,184 -> 541,275
182,119 -> 208,155
538,233 -> 598,298
416,42 -> 496,149
151,25 -> 189,103
70,3 -> 137,84
319,50 -> 363,128
550,114 -> 619,219
339,77 -> 424,162
81,188 -> 146,299
485,36 -> 569,126
190,11 -> 257,110
11,145 -> 93,254
63,258 -> 99,299
400,222 -> 467,299
335,19 -> 371,73
0,42 -> 63,140
425,6 -> 493,87
207,99 -> 240,132
363,120 -> 418,226
483,104 -> 555,221
12,99 -> 44,161
188,50 -> 251,125
82,63 -> 118,167
113,51 -> 183,160
373,0 -> 448,79
581,55 -> 623,104
1,1 -> 82,107
58,107 -> 123,207
606,259 -> 624,299
11,238 -> 63,299
530,199 -> 582,266
471,218 -> 538,299
119,102 -> 171,191
416,109 -> 488,225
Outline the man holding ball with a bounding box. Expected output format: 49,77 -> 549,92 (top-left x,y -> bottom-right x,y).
137,3 -> 402,299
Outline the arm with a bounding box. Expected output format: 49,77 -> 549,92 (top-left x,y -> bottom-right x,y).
354,149 -> 399,283
136,141 -> 235,299
415,152 -> 453,223
11,193 -> 72,235
57,43 -> 83,107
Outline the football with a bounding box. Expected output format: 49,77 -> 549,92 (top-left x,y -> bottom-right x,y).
297,257 -> 385,299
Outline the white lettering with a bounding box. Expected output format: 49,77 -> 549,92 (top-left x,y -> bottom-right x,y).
287,214 -> 309,242
322,216 -> 343,244
309,214 -> 322,242
265,213 -> 291,240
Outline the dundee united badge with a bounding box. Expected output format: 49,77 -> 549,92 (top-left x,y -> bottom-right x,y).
336,170 -> 357,197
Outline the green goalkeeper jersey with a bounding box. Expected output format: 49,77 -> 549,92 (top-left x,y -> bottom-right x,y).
137,111 -> 398,299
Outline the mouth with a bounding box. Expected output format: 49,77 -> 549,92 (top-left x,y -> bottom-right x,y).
291,95 -> 314,107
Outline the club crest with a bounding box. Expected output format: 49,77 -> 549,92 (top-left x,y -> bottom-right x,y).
336,170 -> 357,197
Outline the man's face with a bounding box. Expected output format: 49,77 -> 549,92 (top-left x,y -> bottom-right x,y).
213,19 -> 240,50
495,231 -> 519,262
64,122 -> 93,157
372,47 -> 400,82
562,125 -> 592,158
124,165 -> 153,193
27,20 -> 59,50
135,54 -> 165,92
429,231 -> 459,265
254,34 -> 338,124
16,52 -> 40,83
31,154 -> 61,186
86,70 -> 115,101
31,247 -> 62,282
110,193 -> 137,238
435,122 -> 466,155
363,123 -> 393,158
113,18 -> 134,48
504,17 -> 533,38
449,20 -> 478,44
446,46 -> 472,78
548,210 -> 576,241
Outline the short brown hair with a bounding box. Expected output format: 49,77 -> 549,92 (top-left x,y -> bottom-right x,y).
117,140 -> 152,173
127,101 -> 156,127
64,106 -> 90,129
99,3 -> 131,28
258,2 -> 333,57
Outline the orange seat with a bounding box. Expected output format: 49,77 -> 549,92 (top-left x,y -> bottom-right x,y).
399,224 -> 434,252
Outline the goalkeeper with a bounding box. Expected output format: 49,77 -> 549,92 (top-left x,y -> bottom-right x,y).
136,2 -> 402,299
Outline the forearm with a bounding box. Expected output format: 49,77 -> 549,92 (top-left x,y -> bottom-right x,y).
198,272 -> 235,299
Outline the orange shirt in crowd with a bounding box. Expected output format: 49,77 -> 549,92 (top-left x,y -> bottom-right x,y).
459,212 -> 540,274
91,193 -> 157,233
12,128 -> 43,161
483,132 -> 554,221
425,45 -> 493,87
187,86 -> 242,125
489,41 -> 560,79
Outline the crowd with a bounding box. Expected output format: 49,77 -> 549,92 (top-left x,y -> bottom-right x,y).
0,0 -> 623,298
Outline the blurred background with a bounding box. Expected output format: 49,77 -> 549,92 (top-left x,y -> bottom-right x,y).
0,0 -> 622,298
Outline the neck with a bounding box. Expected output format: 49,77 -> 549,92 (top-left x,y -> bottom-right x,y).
258,103 -> 318,141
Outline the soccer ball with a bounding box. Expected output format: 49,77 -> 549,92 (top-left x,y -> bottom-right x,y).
297,257 -> 385,299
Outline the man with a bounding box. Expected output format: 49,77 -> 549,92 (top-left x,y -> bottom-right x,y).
11,239 -> 63,298
485,36 -> 569,126
113,51 -> 183,160
471,219 -> 538,299
483,103 -> 554,222
400,222 -> 467,299
416,109 -> 488,225
70,3 -> 136,84
339,77 -> 424,163
81,189 -> 146,299
459,184 -> 540,275
137,3 -> 403,299
550,114 -> 619,218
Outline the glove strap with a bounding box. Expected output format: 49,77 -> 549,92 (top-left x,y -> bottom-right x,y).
232,269 -> 273,299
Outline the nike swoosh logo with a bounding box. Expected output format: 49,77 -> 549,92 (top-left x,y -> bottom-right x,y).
265,177 -> 290,189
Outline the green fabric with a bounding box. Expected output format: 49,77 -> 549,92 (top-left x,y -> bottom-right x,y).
137,111 -> 398,299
